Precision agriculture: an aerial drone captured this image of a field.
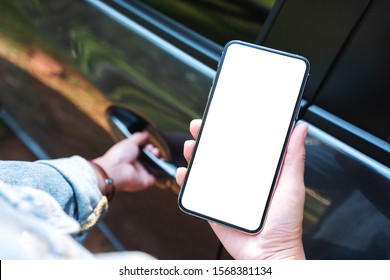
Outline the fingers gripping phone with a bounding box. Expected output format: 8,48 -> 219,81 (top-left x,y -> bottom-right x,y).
178,41 -> 309,234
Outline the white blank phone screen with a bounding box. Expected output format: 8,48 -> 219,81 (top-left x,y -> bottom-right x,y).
180,42 -> 308,232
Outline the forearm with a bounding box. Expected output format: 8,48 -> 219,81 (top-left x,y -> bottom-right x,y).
0,156 -> 107,232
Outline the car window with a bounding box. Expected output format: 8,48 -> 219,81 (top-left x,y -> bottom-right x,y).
314,0 -> 390,143
134,0 -> 276,45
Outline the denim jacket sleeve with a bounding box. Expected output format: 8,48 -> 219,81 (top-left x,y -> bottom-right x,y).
0,156 -> 108,234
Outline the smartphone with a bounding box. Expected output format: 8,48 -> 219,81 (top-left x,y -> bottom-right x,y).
178,41 -> 309,234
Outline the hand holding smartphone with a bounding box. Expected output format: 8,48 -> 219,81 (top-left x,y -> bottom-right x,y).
178,41 -> 310,234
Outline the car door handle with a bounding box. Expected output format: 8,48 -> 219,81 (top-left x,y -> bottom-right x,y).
109,107 -> 177,180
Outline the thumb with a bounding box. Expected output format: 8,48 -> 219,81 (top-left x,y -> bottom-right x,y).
279,123 -> 308,188
128,131 -> 149,146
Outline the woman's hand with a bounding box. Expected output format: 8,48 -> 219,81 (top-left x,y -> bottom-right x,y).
176,119 -> 308,260
92,132 -> 157,193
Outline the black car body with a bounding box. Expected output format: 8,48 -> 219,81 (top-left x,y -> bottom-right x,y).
0,0 -> 389,259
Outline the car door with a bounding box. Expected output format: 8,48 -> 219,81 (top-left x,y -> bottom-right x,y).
1,0 -> 389,259
0,0 -> 275,259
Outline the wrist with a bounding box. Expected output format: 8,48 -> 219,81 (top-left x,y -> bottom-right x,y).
89,160 -> 116,202
257,234 -> 306,260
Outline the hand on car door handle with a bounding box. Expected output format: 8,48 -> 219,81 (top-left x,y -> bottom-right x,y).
110,114 -> 177,180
